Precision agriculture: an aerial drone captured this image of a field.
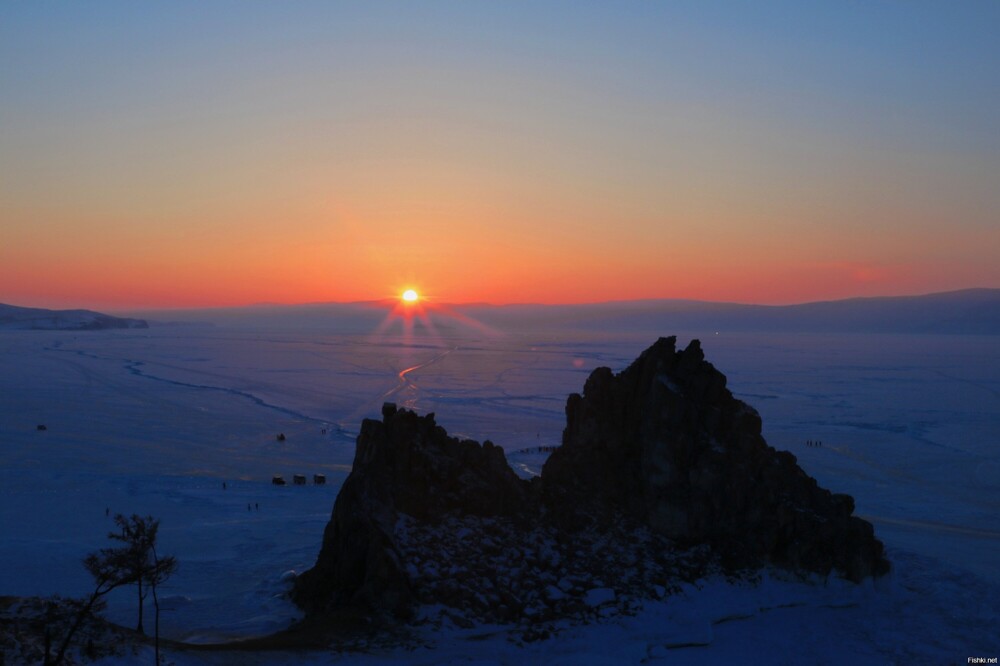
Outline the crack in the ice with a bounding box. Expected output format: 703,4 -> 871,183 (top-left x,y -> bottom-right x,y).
43,344 -> 345,434
122,359 -> 334,427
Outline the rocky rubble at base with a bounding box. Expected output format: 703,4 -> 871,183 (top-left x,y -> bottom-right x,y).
292,337 -> 889,630
393,513 -> 715,634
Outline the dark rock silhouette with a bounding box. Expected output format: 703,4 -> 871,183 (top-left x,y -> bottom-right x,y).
293,403 -> 530,618
542,336 -> 888,581
293,337 -> 888,624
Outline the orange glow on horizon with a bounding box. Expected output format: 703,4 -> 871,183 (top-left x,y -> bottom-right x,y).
1,200 -> 995,311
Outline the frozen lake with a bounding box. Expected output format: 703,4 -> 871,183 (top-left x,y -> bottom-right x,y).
1,324 -> 997,661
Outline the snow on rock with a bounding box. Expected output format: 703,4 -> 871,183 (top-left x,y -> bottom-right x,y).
542,585 -> 565,602
583,588 -> 615,608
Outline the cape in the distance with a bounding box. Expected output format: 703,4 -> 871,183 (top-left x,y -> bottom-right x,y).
0,303 -> 148,330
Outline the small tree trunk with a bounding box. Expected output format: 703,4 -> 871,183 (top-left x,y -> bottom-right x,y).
152,585 -> 161,665
152,547 -> 161,665
136,576 -> 144,634
53,593 -> 99,666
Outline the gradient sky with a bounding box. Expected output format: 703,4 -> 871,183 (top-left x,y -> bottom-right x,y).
2,2 -> 998,309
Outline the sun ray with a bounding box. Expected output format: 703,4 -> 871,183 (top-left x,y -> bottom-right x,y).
367,286 -> 500,347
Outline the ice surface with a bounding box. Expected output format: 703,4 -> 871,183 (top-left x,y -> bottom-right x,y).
1,324 -> 997,663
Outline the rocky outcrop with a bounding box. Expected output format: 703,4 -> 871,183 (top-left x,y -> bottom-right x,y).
542,336 -> 889,581
293,337 -> 889,625
292,404 -> 531,618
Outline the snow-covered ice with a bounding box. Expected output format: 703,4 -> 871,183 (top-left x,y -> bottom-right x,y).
1,325 -> 997,663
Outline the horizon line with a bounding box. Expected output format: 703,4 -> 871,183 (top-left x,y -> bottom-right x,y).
52,285 -> 1000,314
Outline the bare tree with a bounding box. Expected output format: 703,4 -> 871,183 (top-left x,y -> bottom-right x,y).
50,544 -> 134,665
110,515 -> 150,633
51,514 -> 177,666
108,514 -> 176,641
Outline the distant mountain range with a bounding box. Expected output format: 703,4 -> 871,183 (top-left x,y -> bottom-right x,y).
461,288 -> 1000,335
0,303 -> 148,330
124,288 -> 1000,335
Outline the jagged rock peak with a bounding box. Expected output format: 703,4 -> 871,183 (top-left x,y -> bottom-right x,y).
543,336 -> 889,581
354,402 -> 530,521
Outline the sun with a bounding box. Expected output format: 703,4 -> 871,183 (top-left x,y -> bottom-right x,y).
402,289 -> 419,303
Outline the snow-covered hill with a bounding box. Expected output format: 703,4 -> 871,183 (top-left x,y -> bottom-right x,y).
0,303 -> 148,330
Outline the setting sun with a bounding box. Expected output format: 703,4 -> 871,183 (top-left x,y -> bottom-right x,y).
402,289 -> 419,303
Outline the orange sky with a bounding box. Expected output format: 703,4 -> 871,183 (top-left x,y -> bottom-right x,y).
2,3 -> 998,310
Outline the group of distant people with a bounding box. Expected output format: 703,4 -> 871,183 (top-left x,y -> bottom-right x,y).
101,478 -> 278,523
805,439 -> 824,447
222,481 -> 262,512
